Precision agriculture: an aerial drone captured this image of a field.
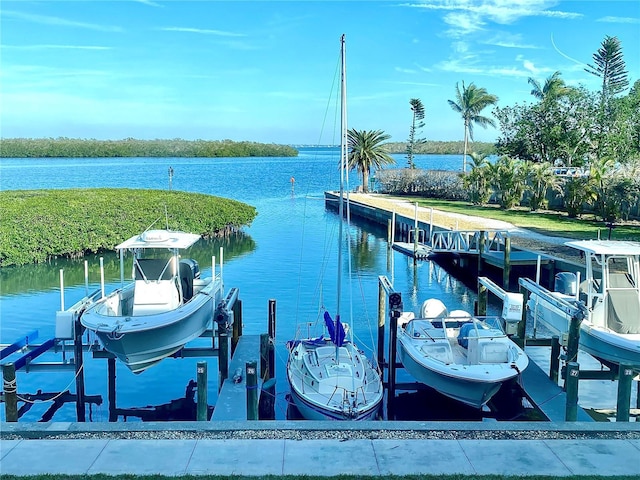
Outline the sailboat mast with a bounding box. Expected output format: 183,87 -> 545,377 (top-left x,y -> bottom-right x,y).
336,34 -> 347,324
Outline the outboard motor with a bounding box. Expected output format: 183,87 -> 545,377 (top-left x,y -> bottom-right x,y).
554,272 -> 577,296
179,259 -> 200,302
420,299 -> 448,319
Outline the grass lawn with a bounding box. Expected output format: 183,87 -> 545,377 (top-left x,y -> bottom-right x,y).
402,197 -> 640,242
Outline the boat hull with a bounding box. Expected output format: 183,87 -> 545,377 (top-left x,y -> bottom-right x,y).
288,382 -> 380,421
82,279 -> 222,373
397,338 -> 515,408
286,340 -> 383,421
529,294 -> 640,369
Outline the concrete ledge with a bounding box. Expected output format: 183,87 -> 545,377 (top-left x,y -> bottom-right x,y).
2,420 -> 639,439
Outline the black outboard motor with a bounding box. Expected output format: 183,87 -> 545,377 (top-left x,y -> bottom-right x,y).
179,259 -> 200,302
554,272 -> 577,296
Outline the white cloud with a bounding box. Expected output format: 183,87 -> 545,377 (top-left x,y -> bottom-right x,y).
1,10 -> 123,32
597,16 -> 640,24
2,44 -> 111,51
404,1 -> 582,30
160,27 -> 246,37
483,33 -> 541,49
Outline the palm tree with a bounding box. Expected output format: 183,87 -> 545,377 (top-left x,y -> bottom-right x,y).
406,98 -> 426,169
528,71 -> 571,102
463,152 -> 492,205
448,81 -> 498,173
524,161 -> 562,211
347,129 -> 396,193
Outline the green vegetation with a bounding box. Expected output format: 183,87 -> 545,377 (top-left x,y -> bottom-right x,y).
384,140 -> 497,156
0,189 -> 257,267
406,98 -> 426,169
0,138 -> 298,158
402,196 -> 640,241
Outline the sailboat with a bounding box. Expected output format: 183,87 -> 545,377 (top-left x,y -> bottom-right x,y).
286,35 -> 384,421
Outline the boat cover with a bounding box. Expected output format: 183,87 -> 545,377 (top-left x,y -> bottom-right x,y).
606,290 -> 640,334
324,311 -> 345,347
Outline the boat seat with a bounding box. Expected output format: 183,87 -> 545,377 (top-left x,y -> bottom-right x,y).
132,279 -> 181,315
457,322 -> 474,348
420,343 -> 453,364
478,341 -> 509,364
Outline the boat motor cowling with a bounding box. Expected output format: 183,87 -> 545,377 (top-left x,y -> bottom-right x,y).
554,272 -> 578,296
501,292 -> 524,335
179,259 -> 200,302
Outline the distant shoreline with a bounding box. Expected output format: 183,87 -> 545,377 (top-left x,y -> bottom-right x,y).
0,138 -> 497,158
0,138 -> 298,158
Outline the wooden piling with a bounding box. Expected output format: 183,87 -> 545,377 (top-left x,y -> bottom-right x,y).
550,336 -> 560,384
477,231 -> 485,276
566,310 -> 581,367
515,284 -> 528,348
386,292 -> 402,419
108,357 -> 117,422
267,299 -> 276,379
565,361 -> 580,421
259,377 -> 276,420
503,236 -> 511,290
260,333 -> 270,380
377,282 -> 386,373
218,330 -> 229,393
387,219 -> 392,247
197,361 -> 208,421
477,282 -> 487,316
246,361 -> 258,420
73,317 -> 86,422
231,299 -> 243,355
616,365 -> 634,422
2,363 -> 18,422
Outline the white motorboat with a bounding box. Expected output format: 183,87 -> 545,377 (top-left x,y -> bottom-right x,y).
397,299 -> 529,409
80,229 -> 224,373
527,240 -> 640,369
286,35 -> 383,420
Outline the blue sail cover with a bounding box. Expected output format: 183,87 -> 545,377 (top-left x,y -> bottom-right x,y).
324,311 -> 345,347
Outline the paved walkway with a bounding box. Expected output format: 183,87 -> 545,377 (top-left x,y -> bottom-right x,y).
2,422 -> 640,477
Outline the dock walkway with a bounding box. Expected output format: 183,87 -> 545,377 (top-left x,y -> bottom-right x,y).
212,335 -> 261,421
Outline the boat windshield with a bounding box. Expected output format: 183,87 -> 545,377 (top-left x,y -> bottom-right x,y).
134,257 -> 176,282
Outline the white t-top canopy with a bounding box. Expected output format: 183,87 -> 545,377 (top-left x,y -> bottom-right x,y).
115,229 -> 201,250
565,240 -> 640,256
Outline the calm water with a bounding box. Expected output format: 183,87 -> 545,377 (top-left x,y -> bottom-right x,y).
0,149 -> 632,421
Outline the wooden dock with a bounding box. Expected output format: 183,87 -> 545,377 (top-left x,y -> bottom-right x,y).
520,354 -> 593,422
211,335 -> 261,421
392,242 -> 432,260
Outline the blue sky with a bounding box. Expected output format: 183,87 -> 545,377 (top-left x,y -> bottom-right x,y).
1,1 -> 639,145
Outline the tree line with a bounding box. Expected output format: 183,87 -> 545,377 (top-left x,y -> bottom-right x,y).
346,35 -> 639,224
0,138 -> 298,158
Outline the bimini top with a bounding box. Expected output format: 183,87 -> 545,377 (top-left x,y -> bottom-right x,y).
115,229 -> 201,251
565,240 -> 640,257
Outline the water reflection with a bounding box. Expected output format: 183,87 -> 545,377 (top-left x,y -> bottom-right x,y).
0,232 -> 255,296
